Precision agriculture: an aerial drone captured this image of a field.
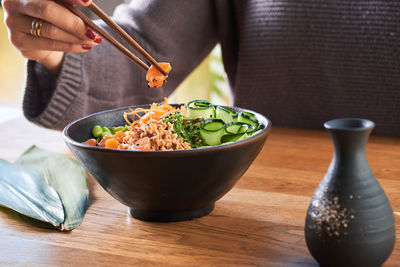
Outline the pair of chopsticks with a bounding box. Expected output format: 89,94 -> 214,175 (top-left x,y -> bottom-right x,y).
56,1 -> 167,76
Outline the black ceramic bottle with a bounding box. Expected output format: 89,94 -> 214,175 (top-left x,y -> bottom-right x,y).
305,118 -> 396,267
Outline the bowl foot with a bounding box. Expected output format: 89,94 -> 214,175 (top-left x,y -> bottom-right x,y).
128,204 -> 214,222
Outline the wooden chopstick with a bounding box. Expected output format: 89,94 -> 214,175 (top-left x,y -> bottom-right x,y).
88,3 -> 168,76
56,1 -> 150,72
57,1 -> 168,76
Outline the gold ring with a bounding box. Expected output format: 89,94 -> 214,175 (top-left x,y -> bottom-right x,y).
31,19 -> 43,38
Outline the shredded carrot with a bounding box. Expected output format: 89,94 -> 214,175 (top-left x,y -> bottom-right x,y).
123,97 -> 185,126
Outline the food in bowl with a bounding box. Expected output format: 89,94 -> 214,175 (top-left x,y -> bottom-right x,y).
63,102 -> 271,221
84,99 -> 264,151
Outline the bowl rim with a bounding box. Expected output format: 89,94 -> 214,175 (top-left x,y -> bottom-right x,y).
62,104 -> 272,154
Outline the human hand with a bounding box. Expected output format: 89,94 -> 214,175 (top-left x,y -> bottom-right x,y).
2,0 -> 102,76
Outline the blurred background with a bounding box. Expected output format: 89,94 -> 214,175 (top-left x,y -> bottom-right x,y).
0,0 -> 231,123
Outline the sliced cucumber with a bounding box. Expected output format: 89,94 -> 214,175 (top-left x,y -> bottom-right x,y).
232,114 -> 239,122
200,118 -> 225,146
183,100 -> 263,147
237,112 -> 258,132
221,122 -> 255,144
251,129 -> 263,136
242,111 -> 258,121
221,133 -> 248,143
187,100 -> 215,119
215,106 -> 236,124
225,122 -> 254,134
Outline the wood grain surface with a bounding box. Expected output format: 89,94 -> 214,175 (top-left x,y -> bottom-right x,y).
0,116 -> 399,266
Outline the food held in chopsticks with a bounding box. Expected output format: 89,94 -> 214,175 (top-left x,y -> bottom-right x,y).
61,2 -> 171,88
146,63 -> 172,87
84,99 -> 264,151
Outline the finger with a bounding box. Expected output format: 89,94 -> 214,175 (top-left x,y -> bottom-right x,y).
18,0 -> 100,41
14,14 -> 101,45
16,32 -> 94,53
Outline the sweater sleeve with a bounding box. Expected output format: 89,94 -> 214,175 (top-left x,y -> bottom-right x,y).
23,0 -> 218,130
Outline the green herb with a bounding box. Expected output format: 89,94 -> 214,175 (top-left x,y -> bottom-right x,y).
163,113 -> 206,148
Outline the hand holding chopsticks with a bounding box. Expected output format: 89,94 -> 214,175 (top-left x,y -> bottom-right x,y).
56,0 -> 168,76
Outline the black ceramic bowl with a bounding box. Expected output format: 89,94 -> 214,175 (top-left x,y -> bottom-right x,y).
63,104 -> 271,222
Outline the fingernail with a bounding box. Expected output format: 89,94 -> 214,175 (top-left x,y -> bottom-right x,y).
82,44 -> 92,50
82,0 -> 90,3
86,28 -> 97,40
94,35 -> 103,44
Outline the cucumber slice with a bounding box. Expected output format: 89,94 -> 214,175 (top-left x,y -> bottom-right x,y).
242,111 -> 258,121
221,133 -> 248,143
221,122 -> 255,144
232,114 -> 239,122
200,118 -> 225,146
225,122 -> 254,134
183,100 -> 264,147
187,100 -> 215,119
237,112 -> 258,132
251,129 -> 263,136
215,106 -> 235,124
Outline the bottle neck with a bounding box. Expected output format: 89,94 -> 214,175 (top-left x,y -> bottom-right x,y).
329,129 -> 370,158
327,128 -> 373,177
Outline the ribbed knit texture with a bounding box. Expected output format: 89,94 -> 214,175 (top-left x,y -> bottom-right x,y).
230,1 -> 400,136
23,0 -> 400,136
24,53 -> 83,128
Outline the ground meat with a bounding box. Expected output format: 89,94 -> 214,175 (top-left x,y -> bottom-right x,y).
119,119 -> 190,151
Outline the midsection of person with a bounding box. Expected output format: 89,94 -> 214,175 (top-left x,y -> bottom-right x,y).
227,0 -> 400,136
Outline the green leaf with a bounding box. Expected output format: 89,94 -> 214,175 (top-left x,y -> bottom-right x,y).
0,159 -> 64,227
15,146 -> 89,231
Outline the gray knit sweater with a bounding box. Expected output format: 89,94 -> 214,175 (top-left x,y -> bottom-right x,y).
24,0 -> 400,136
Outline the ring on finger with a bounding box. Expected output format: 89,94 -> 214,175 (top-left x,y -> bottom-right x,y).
30,19 -> 44,38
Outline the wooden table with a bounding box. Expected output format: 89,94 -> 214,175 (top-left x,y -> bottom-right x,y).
0,114 -> 399,266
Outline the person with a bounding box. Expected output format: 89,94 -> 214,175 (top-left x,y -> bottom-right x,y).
2,0 -> 400,136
